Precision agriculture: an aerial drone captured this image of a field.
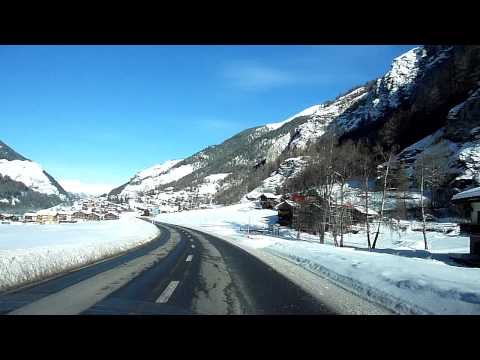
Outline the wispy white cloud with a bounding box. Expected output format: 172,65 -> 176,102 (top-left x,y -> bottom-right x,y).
221,61 -> 340,91
59,180 -> 116,196
222,63 -> 296,90
197,118 -> 240,130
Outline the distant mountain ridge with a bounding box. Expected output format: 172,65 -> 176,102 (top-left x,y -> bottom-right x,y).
109,45 -> 480,209
0,140 -> 69,212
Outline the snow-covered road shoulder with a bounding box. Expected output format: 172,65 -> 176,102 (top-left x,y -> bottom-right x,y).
0,215 -> 160,291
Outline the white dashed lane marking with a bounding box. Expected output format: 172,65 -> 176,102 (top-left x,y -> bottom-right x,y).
155,281 -> 180,303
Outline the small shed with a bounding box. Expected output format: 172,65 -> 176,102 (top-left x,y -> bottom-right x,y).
275,200 -> 299,226
452,187 -> 480,255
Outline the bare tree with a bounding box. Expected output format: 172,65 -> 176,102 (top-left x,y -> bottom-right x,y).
415,156 -> 429,250
357,143 -> 374,249
332,140 -> 358,247
392,160 -> 410,220
372,145 -> 399,249
413,149 -> 449,250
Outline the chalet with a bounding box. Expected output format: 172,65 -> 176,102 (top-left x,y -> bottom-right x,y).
292,203 -> 324,234
23,212 -> 37,223
36,210 -> 58,224
104,212 -> 119,220
258,193 -> 281,209
275,200 -> 299,226
452,187 -> 480,255
87,212 -> 102,221
72,211 -> 89,221
350,205 -> 379,223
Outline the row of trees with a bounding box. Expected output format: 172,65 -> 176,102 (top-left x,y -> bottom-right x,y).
282,132 -> 451,250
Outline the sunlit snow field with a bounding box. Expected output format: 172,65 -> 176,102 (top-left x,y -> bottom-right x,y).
0,214 -> 159,291
156,202 -> 480,314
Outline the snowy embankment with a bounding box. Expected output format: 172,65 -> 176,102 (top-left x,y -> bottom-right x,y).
156,203 -> 480,314
0,214 -> 159,291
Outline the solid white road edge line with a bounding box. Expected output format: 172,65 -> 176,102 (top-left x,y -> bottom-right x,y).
156,281 -> 180,303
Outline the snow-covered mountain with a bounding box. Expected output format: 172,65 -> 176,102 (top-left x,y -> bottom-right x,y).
397,87 -> 480,189
110,45 -> 480,209
0,140 -> 68,211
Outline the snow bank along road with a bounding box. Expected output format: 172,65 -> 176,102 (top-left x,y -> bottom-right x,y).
0,221 -> 390,315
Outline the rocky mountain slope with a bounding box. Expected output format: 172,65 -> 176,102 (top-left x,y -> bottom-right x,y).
109,45 -> 480,210
0,140 -> 68,212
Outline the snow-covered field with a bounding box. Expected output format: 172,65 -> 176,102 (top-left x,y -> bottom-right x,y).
155,202 -> 480,314
0,214 -> 159,291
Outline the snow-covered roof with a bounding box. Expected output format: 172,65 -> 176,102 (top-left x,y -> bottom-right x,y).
37,209 -> 59,215
452,187 -> 480,201
259,192 -> 281,199
57,211 -> 75,215
353,205 -> 379,216
275,200 -> 299,210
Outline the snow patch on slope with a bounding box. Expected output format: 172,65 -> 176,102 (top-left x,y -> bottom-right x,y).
265,104 -> 324,130
120,160 -> 198,198
289,88 -> 369,149
134,160 -> 183,181
0,159 -> 63,196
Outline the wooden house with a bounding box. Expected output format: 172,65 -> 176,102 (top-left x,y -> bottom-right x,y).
276,200 -> 299,226
104,212 -> 119,220
259,193 -> 281,209
72,211 -> 89,221
350,205 -> 379,223
87,212 -> 102,221
292,203 -> 324,234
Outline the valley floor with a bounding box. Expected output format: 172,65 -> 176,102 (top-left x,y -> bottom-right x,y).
155,202 -> 480,314
0,213 -> 159,291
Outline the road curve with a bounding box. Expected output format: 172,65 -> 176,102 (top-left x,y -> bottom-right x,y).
0,221 -> 365,315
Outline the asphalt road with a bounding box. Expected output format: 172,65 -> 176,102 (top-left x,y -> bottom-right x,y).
0,221 -> 341,315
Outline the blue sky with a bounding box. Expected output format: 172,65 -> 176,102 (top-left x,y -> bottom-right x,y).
0,45 -> 415,193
